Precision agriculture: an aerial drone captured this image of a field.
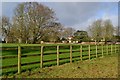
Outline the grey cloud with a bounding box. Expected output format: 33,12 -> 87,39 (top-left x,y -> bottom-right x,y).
42,2 -> 118,30
43,2 -> 101,25
2,2 -> 118,30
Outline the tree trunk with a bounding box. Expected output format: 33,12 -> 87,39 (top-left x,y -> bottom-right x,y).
5,38 -> 8,43
18,38 -> 22,43
32,37 -> 38,44
105,39 -> 107,44
25,39 -> 28,44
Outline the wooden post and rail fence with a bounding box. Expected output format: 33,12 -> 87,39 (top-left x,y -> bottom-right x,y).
1,44 -> 119,74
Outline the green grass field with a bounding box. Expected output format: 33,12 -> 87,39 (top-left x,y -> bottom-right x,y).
2,54 -> 118,78
1,43 -> 119,77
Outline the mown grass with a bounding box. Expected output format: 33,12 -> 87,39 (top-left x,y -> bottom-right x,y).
1,43 -> 119,77
2,54 -> 118,78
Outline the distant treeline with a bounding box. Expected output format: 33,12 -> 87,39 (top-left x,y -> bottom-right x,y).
1,2 -> 120,44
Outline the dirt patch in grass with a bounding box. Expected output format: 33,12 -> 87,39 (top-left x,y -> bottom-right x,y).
2,55 -> 118,78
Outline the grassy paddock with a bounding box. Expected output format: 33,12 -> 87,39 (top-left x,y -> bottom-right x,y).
1,43 -> 120,76
2,54 -> 118,78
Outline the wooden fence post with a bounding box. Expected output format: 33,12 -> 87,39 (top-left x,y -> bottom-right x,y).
41,46 -> 43,68
57,45 -> 59,66
102,44 -> 103,57
111,44 -> 112,54
115,44 -> 116,53
18,45 -> 21,74
70,45 -> 72,63
80,45 -> 82,61
88,45 -> 90,60
96,45 -> 97,58
106,45 -> 108,55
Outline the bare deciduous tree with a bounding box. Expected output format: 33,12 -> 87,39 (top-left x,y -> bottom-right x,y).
1,16 -> 11,43
88,19 -> 114,44
88,19 -> 103,43
102,19 -> 114,43
61,27 -> 75,39
41,22 -> 63,42
13,2 -> 56,43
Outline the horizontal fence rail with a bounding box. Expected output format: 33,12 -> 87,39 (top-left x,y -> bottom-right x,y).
1,44 -> 120,74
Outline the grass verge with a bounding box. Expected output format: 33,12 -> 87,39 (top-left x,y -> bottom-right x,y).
2,54 -> 118,78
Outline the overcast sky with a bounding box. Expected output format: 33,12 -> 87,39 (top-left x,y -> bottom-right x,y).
2,2 -> 118,31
